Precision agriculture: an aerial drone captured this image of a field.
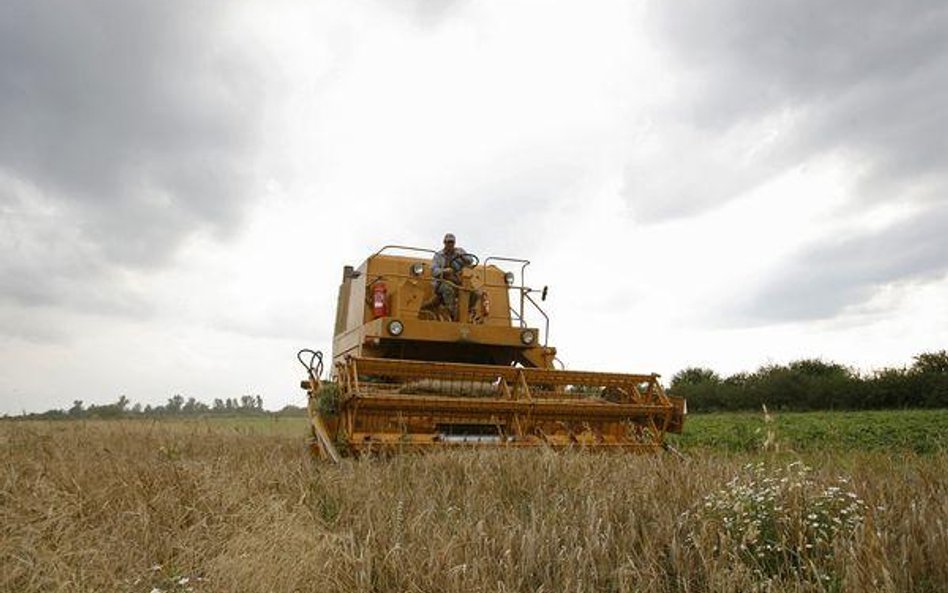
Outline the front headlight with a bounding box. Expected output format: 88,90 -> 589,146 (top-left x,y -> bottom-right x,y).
388,320 -> 404,336
504,271 -> 516,285
410,262 -> 424,276
520,329 -> 535,345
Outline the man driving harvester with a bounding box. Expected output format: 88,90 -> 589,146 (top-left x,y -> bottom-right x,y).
431,233 -> 477,321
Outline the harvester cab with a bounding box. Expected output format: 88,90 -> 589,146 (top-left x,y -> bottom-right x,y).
300,245 -> 685,461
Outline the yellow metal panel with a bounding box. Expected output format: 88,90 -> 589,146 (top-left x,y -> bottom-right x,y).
354,253 -> 513,330
345,262 -> 368,333
364,317 -> 534,347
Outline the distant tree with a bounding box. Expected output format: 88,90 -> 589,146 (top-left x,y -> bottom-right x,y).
788,359 -> 853,379
670,368 -> 722,411
865,367 -> 912,408
183,397 -> 209,415
909,350 -> 948,408
671,367 -> 721,389
31,406 -> 66,419
912,350 -> 948,375
21,350 -> 948,419
90,396 -> 129,418
166,394 -> 185,414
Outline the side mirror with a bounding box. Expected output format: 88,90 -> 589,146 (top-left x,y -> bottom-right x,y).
541,286 -> 548,301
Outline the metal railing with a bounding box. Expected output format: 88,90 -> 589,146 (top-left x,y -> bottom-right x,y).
373,245 -> 437,257
483,256 -> 550,346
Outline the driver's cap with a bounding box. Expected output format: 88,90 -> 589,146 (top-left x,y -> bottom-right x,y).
443,233 -> 456,243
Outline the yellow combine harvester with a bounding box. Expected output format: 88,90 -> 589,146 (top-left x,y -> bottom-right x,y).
299,245 -> 685,461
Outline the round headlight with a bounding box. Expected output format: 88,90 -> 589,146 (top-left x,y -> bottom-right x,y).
520,329 -> 535,345
504,271 -> 516,285
410,262 -> 424,276
388,320 -> 404,336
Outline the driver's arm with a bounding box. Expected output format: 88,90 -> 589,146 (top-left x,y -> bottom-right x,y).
431,253 -> 445,278
457,248 -> 475,268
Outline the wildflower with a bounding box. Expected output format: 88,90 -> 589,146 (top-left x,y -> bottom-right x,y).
685,462 -> 865,584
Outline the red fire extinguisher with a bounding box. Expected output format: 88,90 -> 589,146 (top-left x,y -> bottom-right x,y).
372,281 -> 388,318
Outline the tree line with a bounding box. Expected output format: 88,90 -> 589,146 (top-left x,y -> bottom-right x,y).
13,394 -> 308,419
670,350 -> 948,412
9,350 -> 947,418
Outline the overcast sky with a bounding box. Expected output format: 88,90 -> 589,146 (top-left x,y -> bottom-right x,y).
2,0 -> 946,414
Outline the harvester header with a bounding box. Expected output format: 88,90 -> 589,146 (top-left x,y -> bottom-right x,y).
299,245 -> 684,461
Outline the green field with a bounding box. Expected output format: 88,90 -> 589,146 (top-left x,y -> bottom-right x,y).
669,408 -> 948,453
121,408 -> 948,454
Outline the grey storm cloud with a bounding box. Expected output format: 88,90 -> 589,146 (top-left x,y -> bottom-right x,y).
0,1 -> 267,318
737,204 -> 948,322
652,1 -> 948,132
635,0 -> 948,215
641,0 -> 948,320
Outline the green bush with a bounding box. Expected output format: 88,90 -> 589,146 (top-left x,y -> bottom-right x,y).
315,382 -> 341,417
670,351 -> 948,412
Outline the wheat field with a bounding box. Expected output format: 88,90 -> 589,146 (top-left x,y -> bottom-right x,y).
1,419 -> 946,593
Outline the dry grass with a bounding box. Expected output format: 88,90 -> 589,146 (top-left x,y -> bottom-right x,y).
1,419 -> 947,593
